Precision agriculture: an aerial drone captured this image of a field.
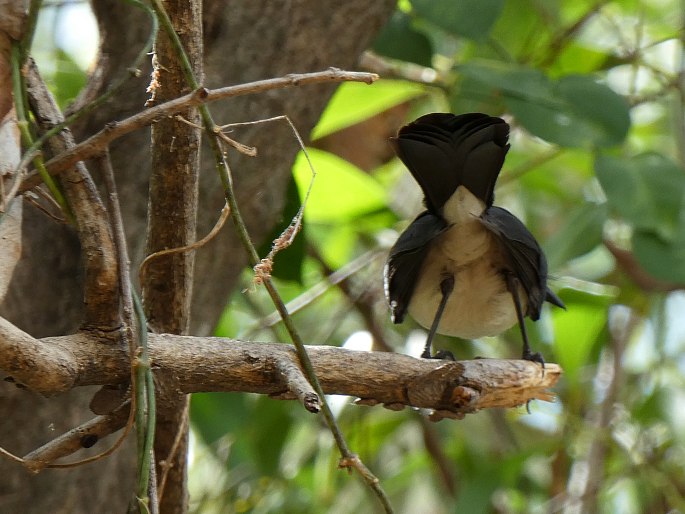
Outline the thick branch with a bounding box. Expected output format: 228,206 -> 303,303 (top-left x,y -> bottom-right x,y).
144,2 -> 203,511
0,317 -> 78,393
0,325 -> 561,417
25,60 -> 120,330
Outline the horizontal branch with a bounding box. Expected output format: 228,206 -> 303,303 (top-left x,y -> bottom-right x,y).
16,68 -> 378,192
0,319 -> 561,417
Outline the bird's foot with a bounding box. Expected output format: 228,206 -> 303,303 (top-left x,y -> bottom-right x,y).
422,349 -> 455,361
522,349 -> 545,376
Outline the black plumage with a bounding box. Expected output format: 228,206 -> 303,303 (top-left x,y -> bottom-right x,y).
384,112 -> 564,361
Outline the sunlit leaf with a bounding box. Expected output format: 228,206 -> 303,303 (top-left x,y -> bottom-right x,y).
292,148 -> 387,222
550,42 -> 611,76
51,48 -> 88,108
257,175 -> 305,283
311,80 -> 425,140
551,288 -> 613,386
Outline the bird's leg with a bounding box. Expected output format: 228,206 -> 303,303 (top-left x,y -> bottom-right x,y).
505,274 -> 545,368
422,274 -> 455,359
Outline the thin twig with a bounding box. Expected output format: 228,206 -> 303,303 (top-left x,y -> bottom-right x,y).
22,401 -> 130,472
156,400 -> 189,504
139,202 -> 230,287
249,249 -> 384,334
23,191 -> 67,223
16,69 -> 378,193
0,446 -> 24,465
225,116 -> 316,272
308,246 -> 393,353
10,43 -> 70,218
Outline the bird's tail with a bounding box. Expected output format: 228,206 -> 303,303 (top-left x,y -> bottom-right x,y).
390,113 -> 510,214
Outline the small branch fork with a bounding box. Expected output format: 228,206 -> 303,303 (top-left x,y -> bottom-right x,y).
0,318 -> 561,465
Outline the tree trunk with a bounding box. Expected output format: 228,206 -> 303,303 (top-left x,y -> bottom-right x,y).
0,1 -> 394,512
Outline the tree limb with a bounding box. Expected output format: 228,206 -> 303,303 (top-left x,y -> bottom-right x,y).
25,59 -> 120,331
0,320 -> 561,416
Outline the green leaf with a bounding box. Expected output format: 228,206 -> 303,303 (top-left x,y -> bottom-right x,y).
411,0 -> 505,41
311,80 -> 425,140
292,148 -> 387,223
552,288 -> 613,385
595,153 -> 685,240
633,229 -> 685,284
257,175 -> 305,283
543,202 -> 607,270
372,11 -> 433,67
509,75 -> 629,148
549,42 -> 611,76
191,393 -> 249,445
249,397 -> 294,475
555,75 -> 631,146
191,392 -> 253,467
52,48 -> 87,108
458,61 -> 630,147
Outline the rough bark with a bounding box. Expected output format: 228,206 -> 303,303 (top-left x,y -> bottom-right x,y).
144,2 -> 203,511
0,1 -> 395,513
0,319 -> 561,470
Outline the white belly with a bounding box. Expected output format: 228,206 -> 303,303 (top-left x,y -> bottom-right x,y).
407,220 -> 521,339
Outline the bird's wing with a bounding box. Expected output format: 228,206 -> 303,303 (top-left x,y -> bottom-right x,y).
480,206 -> 555,320
384,212 -> 447,324
390,113 -> 510,214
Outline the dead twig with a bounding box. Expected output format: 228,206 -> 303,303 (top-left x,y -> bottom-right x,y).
139,202 -> 230,287
16,69 -> 378,193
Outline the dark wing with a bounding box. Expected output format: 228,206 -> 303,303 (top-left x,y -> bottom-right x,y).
390,113 -> 510,214
384,212 -> 447,324
481,206 -> 564,319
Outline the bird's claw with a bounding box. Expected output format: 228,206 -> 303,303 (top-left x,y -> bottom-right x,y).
422,349 -> 455,361
522,349 -> 545,376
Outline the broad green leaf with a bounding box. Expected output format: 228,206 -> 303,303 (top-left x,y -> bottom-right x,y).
458,61 -> 630,147
555,75 -> 630,146
311,80 -> 425,140
509,75 -> 630,148
257,175 -> 305,283
372,11 -> 433,67
633,229 -> 685,284
552,288 -> 613,385
292,148 -> 387,222
543,202 -> 608,270
595,153 -> 685,240
550,43 -> 611,76
458,61 -> 553,102
411,0 -> 505,41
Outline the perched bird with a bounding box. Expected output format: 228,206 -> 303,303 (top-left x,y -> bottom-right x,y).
384,113 -> 564,362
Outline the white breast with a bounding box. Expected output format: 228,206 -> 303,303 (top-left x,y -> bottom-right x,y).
407,209 -> 523,339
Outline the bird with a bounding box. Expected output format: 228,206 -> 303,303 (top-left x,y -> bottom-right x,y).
384,112 -> 564,363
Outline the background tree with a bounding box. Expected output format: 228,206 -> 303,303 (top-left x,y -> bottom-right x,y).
2,1 -> 685,513
1,1 -> 395,513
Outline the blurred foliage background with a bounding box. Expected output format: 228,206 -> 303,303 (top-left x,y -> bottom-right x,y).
37,0 -> 685,512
